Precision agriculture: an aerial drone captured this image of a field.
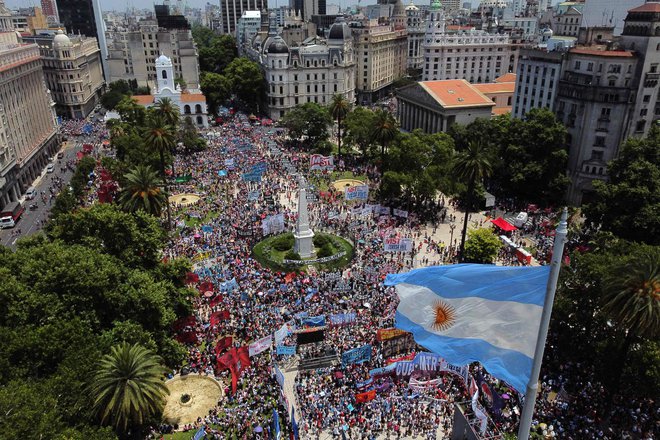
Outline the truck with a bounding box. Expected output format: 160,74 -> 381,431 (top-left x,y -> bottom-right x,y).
0,201 -> 24,229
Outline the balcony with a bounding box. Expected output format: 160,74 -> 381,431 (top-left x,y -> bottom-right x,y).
644,72 -> 659,88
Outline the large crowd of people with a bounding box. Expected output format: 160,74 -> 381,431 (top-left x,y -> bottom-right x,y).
70,110 -> 656,439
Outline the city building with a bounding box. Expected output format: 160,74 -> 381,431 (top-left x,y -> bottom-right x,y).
618,1 -> 660,138
219,0 -> 267,35
556,46 -> 638,204
106,6 -> 201,92
246,16 -> 356,120
132,54 -> 208,127
289,0 -> 326,21
41,0 -> 59,25
554,5 -> 583,36
352,0 -> 408,104
11,7 -> 49,35
56,0 -> 108,78
472,73 -> 516,115
22,30 -> 104,119
0,30 -> 59,211
396,79 -> 495,133
237,10 -> 261,55
512,44 -> 565,118
422,0 -> 514,83
406,0 -> 426,72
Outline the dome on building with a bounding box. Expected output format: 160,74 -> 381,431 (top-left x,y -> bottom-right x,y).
406,0 -> 419,11
52,29 -> 72,49
156,54 -> 172,66
267,36 -> 289,54
542,28 -> 553,37
392,0 -> 406,16
328,20 -> 352,40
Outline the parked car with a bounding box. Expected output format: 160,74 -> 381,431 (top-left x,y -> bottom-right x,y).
25,187 -> 37,200
46,163 -> 55,173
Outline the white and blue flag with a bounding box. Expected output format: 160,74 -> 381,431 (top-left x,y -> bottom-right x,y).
385,264 -> 550,393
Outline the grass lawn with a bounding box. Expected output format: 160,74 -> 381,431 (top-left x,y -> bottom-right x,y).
163,424 -> 223,440
309,170 -> 366,192
183,210 -> 220,229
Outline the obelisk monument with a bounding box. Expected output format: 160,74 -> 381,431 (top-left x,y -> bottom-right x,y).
293,180 -> 315,258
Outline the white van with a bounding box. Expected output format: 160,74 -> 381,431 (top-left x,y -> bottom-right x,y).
25,187 -> 37,200
513,212 -> 529,228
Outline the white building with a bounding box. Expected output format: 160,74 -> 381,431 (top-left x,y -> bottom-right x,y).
247,16 -> 356,120
423,0 -> 514,83
406,0 -> 426,71
132,54 -> 209,127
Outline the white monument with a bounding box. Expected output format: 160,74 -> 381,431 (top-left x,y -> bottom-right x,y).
293,181 -> 315,258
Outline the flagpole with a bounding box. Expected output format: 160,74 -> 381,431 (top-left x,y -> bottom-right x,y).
517,207 -> 568,440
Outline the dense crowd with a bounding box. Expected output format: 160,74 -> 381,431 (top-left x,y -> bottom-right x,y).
98,112 -> 655,440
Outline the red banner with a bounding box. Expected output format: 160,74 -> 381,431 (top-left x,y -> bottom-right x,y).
214,336 -> 233,354
173,315 -> 196,331
209,310 -> 230,326
185,272 -> 200,284
386,352 -> 416,365
198,281 -> 214,293
209,294 -> 224,308
175,331 -> 198,344
356,390 -> 376,403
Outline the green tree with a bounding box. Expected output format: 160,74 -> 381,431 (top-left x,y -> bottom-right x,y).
200,72 -> 232,116
463,227 -> 502,264
224,57 -> 266,111
101,80 -> 133,110
50,186 -> 78,219
370,109 -> 398,169
344,106 -> 376,157
142,112 -> 175,228
194,28 -> 238,73
583,127 -> 660,244
90,343 -> 169,434
70,155 -> 97,197
281,102 -> 332,148
154,97 -> 180,128
118,165 -> 167,219
116,96 -> 146,126
451,141 -> 493,261
329,94 -> 350,158
174,75 -> 187,91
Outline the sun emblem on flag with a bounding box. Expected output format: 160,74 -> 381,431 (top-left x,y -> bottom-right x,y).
431,300 -> 456,331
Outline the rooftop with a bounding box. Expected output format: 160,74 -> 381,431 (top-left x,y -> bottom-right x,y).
570,48 -> 634,57
628,2 -> 660,13
472,81 -> 515,94
495,72 -> 516,83
419,79 -> 495,109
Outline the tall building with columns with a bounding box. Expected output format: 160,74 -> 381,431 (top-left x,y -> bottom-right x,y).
0,29 -> 59,211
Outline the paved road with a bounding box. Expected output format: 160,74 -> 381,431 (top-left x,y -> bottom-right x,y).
0,137 -> 92,248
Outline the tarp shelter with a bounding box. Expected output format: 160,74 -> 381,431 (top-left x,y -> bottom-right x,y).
491,217 -> 517,232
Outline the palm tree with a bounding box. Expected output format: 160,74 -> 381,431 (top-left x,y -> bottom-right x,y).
329,94 -> 350,159
370,109 -> 398,171
90,343 -> 170,435
119,165 -> 167,217
142,112 -> 176,229
451,141 -> 493,261
601,247 -> 660,393
154,97 -> 180,128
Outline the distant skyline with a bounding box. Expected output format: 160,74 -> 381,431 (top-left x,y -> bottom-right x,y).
5,0 -> 383,12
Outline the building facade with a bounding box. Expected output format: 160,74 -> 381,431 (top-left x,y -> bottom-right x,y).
56,0 -> 108,77
0,32 -> 59,211
107,10 -> 201,91
557,47 -> 638,204
41,0 -> 59,25
133,54 -> 208,127
22,30 -> 104,119
247,17 -> 355,120
220,0 -> 267,35
396,79 -> 495,133
406,0 -> 426,72
512,46 -> 565,118
422,0 -> 514,83
237,10 -> 261,55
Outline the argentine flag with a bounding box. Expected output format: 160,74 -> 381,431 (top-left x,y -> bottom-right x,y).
385,264 -> 550,393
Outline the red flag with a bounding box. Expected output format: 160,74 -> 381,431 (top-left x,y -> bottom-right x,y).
209,310 -> 230,326
217,346 -> 251,394
175,330 -> 198,344
198,281 -> 214,293
356,390 -> 376,403
185,272 -> 199,284
214,336 -> 233,354
173,315 -> 196,331
209,294 -> 224,307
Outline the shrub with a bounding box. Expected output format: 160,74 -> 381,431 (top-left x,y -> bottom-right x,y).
317,243 -> 333,258
313,234 -> 329,248
273,233 -> 294,251
284,250 -> 301,260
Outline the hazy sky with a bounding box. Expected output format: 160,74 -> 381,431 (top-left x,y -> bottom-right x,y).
6,0 -> 380,12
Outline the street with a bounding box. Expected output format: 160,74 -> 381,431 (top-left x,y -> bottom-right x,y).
0,137 -> 90,248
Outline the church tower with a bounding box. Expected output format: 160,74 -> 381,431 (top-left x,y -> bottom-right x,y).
155,54 -> 176,93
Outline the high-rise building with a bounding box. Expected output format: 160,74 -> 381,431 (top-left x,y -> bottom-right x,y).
422,0 -> 514,83
618,1 -> 660,138
0,30 -> 59,210
512,45 -> 565,119
22,30 -> 104,118
220,0 -> 267,35
106,6 -> 201,91
289,0 -> 326,21
353,0 -> 408,104
405,0 -> 425,72
56,0 -> 108,80
41,0 -> 59,24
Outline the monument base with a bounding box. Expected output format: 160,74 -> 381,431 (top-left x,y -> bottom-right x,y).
293,230 -> 315,259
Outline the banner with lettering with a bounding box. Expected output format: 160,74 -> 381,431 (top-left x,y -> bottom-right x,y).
341,344 -> 372,366
329,313 -> 356,326
376,328 -> 409,341
309,154 -> 334,171
393,208 -> 409,218
248,190 -> 261,201
262,213 -> 285,235
248,334 -> 273,357
345,185 -> 369,201
383,237 -> 413,252
274,323 -> 290,345
302,315 -> 326,328
242,172 -> 262,182
251,162 -> 268,174
275,366 -> 285,388
276,345 -> 297,356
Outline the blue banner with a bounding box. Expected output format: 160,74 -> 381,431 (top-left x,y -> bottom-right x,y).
219,278 -> 238,292
224,158 -> 235,169
277,345 -> 297,355
369,363 -> 396,378
193,427 -> 205,440
252,162 -> 268,173
342,344 -> 372,366
274,366 -> 285,388
248,190 -> 261,201
242,172 -> 262,182
329,313 -> 356,326
217,169 -> 228,177
201,225 -> 213,233
303,315 -> 326,327
356,378 -> 373,389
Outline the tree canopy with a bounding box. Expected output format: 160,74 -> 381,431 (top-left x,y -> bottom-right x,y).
281,102 -> 332,148
463,227 -> 502,264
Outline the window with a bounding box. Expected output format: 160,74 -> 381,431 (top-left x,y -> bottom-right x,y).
643,95 -> 651,102
587,62 -> 593,71
640,108 -> 648,116
161,70 -> 167,79
574,61 -> 581,69
591,150 -> 604,160
636,120 -> 646,131
650,63 -> 658,73
594,137 -> 605,146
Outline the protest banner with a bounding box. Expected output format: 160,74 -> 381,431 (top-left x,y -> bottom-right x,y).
274,323 -> 289,345
303,315 -> 326,328
309,154 -> 334,171
242,172 -> 262,182
342,344 -> 372,366
249,334 -> 273,357
393,208 -> 409,218
376,328 -> 409,341
383,237 -> 414,252
248,190 -> 261,201
345,185 -> 369,201
356,390 -> 376,403
276,345 -> 297,356
275,366 -> 285,388
329,313 -> 356,326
